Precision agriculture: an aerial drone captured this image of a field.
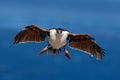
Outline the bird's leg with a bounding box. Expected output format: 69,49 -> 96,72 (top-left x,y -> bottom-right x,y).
39,42 -> 49,55
64,47 -> 71,59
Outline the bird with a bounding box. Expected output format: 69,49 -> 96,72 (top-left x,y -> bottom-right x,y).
14,24 -> 104,59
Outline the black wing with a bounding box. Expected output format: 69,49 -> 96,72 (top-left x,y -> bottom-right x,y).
14,25 -> 49,44
68,33 -> 104,59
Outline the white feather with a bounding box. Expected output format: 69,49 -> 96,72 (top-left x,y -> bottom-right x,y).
49,30 -> 69,49
49,29 -> 56,41
61,31 -> 69,42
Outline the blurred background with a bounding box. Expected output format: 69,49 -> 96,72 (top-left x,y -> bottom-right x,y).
0,0 -> 120,80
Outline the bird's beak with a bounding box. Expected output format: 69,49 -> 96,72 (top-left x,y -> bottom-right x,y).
64,49 -> 71,59
39,46 -> 48,55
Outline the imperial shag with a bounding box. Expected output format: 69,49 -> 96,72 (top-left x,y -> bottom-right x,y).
14,25 -> 104,59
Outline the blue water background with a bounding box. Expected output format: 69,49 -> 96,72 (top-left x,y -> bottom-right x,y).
0,0 -> 120,80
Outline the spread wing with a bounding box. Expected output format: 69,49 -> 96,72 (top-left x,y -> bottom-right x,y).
68,33 -> 104,59
14,25 -> 49,44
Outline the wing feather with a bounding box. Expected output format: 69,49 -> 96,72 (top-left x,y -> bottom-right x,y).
68,33 -> 104,59
14,25 -> 49,44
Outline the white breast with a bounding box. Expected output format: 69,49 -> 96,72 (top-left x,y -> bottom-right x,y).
49,29 -> 69,49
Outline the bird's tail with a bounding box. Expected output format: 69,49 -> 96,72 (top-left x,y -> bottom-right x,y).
48,47 -> 61,55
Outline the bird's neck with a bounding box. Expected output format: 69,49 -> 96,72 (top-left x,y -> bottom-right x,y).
49,29 -> 69,41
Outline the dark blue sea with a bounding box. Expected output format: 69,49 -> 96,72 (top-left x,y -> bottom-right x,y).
0,0 -> 120,80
